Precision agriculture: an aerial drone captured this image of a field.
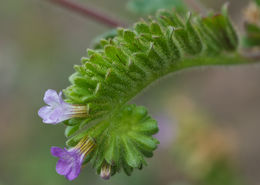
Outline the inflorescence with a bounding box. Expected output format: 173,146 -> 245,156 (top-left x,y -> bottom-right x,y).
38,6 -> 242,181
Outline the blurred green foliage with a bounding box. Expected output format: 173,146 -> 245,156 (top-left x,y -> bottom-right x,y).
127,0 -> 187,15
242,1 -> 260,48
243,23 -> 260,47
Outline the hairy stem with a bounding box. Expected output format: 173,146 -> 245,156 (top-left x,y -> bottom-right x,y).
48,0 -> 126,27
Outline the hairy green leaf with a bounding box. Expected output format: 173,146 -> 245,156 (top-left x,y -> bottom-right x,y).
64,6 -> 243,128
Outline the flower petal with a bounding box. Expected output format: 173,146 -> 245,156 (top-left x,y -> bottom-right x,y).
56,159 -> 72,176
38,106 -> 56,124
65,163 -> 81,181
43,89 -> 60,106
58,91 -> 65,104
51,147 -> 66,157
38,106 -> 51,118
48,107 -> 65,123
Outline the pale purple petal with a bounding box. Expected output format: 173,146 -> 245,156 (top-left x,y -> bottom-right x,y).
39,89 -> 87,124
38,107 -> 61,124
65,163 -> 81,181
43,89 -> 60,106
38,106 -> 53,121
38,106 -> 63,124
58,91 -> 65,104
51,147 -> 66,157
38,89 -> 72,124
56,159 -> 72,176
48,107 -> 65,123
51,146 -> 83,181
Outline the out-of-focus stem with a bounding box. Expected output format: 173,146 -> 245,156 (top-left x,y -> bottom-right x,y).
48,0 -> 125,28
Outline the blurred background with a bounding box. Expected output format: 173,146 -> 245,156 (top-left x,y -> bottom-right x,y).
1,0 -> 260,185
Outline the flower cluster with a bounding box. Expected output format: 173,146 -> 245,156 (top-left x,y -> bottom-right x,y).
38,89 -> 111,180
38,5 -> 241,181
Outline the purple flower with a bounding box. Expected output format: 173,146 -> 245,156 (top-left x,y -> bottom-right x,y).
51,136 -> 95,181
38,89 -> 87,124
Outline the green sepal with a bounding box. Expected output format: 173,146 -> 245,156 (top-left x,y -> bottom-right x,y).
65,125 -> 80,137
66,104 -> 159,176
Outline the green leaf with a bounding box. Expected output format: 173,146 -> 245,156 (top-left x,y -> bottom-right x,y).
65,125 -> 79,137
63,7 -> 245,128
